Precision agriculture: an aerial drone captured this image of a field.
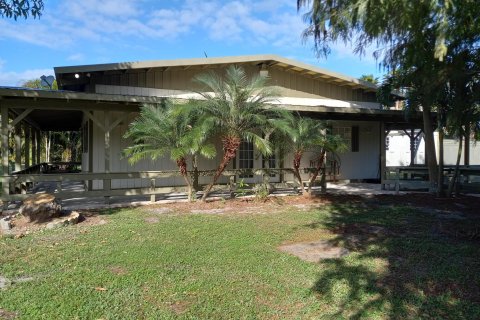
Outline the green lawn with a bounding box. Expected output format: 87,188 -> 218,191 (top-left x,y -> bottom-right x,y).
1,196 -> 479,319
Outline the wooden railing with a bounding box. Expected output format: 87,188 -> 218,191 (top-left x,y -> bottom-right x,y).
1,167 -> 326,202
382,165 -> 480,193
12,162 -> 81,175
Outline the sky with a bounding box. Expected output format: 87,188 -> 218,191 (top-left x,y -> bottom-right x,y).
0,0 -> 384,86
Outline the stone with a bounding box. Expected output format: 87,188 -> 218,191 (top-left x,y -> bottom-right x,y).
0,217 -> 12,231
19,194 -> 61,223
45,211 -> 81,229
0,275 -> 11,290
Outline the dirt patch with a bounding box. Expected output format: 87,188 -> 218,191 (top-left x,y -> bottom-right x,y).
108,266 -> 128,276
0,308 -> 18,320
190,208 -> 231,215
168,301 -> 191,315
144,217 -> 160,224
144,207 -> 173,215
278,240 -> 349,262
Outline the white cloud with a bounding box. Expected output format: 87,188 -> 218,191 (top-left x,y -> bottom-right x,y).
0,60 -> 54,86
67,53 -> 85,62
0,0 -> 309,50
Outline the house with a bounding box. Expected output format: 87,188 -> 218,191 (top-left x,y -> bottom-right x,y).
0,55 -> 422,202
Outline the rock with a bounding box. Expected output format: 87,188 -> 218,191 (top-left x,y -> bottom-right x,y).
19,194 -> 61,223
0,217 -> 12,231
0,275 -> 11,290
45,211 -> 81,229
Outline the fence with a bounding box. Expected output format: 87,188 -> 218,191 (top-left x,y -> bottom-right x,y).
1,167 -> 326,203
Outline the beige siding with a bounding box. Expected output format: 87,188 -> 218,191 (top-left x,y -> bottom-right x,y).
84,112 -> 381,188
90,65 -> 376,102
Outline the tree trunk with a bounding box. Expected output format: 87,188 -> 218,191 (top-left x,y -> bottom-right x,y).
192,154 -> 200,192
292,150 -> 306,194
176,157 -> 194,201
201,136 -> 241,202
422,105 -> 438,192
437,127 -> 445,197
447,135 -> 463,198
305,150 -> 326,196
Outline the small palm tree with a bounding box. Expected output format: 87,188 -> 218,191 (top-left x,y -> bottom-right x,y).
190,66 -> 288,201
284,114 -> 346,196
123,100 -> 215,201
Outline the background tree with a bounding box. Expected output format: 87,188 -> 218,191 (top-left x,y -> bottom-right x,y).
21,78 -> 80,163
359,74 -> 378,85
22,78 -> 58,90
0,0 -> 43,19
189,66 -> 288,201
124,101 -> 215,201
298,0 -> 480,192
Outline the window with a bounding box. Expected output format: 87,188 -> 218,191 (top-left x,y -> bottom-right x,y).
262,154 -> 276,177
351,126 -> 359,152
332,126 -> 359,152
332,126 -> 352,151
238,140 -> 254,178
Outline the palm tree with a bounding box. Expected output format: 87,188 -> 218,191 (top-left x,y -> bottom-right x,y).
123,101 -> 215,201
190,66 -> 288,201
283,114 -> 346,196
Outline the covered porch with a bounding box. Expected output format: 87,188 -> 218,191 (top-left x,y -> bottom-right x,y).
1,87 -> 430,207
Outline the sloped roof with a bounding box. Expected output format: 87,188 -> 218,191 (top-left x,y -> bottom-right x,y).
54,54 -> 378,91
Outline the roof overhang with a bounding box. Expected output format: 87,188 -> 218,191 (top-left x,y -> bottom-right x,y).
0,87 -> 421,131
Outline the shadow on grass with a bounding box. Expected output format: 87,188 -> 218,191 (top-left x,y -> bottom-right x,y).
308,197 -> 480,319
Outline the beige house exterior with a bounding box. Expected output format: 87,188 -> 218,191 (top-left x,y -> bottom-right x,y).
0,55 -> 422,202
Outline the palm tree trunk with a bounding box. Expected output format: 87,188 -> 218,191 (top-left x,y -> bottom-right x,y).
422,104 -> 438,192
176,157 -> 194,201
447,135 -> 463,198
306,150 -> 326,195
192,154 -> 200,192
201,136 -> 241,201
292,151 -> 306,194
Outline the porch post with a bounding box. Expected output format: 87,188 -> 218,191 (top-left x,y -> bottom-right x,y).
88,120 -> 93,191
14,125 -> 22,172
1,104 -> 10,197
380,122 -> 386,190
104,111 -> 111,203
409,128 -> 415,166
32,129 -> 37,166
25,123 -> 30,168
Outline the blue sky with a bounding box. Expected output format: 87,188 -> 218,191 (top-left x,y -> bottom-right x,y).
0,0 -> 384,86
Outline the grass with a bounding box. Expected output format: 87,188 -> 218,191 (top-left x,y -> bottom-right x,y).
1,197 -> 479,319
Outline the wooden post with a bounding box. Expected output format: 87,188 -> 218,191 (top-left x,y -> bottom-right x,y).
1,104 -> 10,200
88,120 -> 93,191
409,128 -> 415,166
32,129 -> 36,166
36,130 -> 41,164
150,178 -> 156,203
104,111 -> 111,204
380,122 -> 386,190
25,123 -> 30,168
14,125 -> 22,172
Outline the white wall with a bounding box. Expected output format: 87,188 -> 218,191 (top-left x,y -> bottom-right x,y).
435,132 -> 480,165
386,131 -> 425,166
283,120 -> 381,181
